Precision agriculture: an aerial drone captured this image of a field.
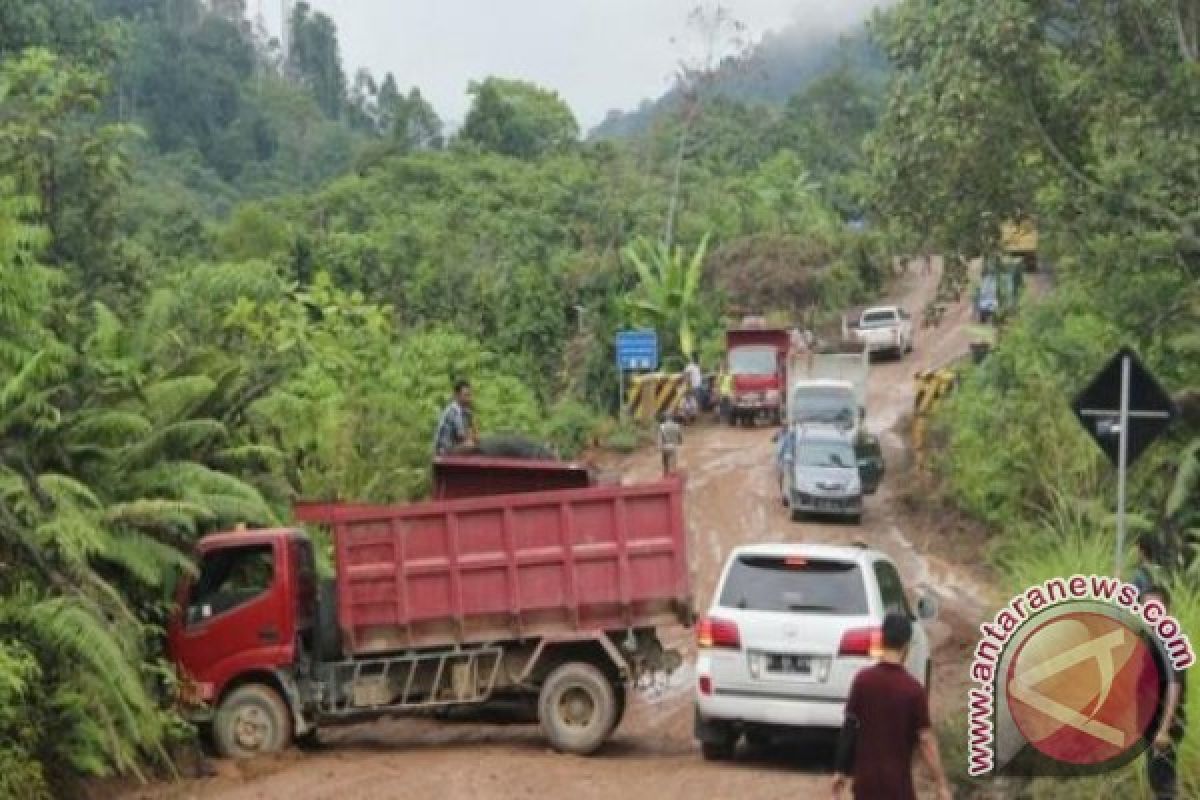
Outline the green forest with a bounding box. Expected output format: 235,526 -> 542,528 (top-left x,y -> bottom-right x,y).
0,0 -> 1197,797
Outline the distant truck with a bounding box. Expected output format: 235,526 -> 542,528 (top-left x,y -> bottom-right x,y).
725,326 -> 792,426
842,306 -> 914,359
784,349 -> 885,497
167,457 -> 692,759
786,348 -> 869,437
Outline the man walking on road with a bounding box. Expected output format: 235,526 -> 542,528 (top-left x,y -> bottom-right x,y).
832,612 -> 953,800
657,412 -> 682,475
433,379 -> 477,456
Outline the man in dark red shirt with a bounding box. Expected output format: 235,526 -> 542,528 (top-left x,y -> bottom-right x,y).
831,612 -> 952,800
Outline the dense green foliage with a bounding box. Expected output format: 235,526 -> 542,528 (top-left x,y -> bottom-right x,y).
871,0 -> 1199,793
461,78 -> 580,159
0,2 -> 892,792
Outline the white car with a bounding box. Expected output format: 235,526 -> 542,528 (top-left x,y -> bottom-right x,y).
693,543 -> 936,759
844,306 -> 914,358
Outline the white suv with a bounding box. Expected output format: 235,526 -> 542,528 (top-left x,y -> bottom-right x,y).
693,543 -> 936,759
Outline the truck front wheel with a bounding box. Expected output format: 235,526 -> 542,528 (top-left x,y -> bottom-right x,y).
538,662 -> 618,755
213,684 -> 292,759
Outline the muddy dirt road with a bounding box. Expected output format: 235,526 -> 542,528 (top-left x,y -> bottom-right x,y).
108,263 -> 997,800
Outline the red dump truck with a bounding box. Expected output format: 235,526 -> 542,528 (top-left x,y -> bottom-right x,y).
725,326 -> 792,426
167,457 -> 692,758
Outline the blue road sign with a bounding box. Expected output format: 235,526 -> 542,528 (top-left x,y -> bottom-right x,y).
616,329 -> 659,371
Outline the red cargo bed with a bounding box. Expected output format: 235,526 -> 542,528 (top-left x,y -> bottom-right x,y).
296,476 -> 691,655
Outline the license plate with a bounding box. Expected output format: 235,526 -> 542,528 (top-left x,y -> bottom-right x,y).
766,654 -> 812,675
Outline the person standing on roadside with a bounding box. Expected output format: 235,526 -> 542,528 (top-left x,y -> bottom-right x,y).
718,362 -> 733,424
832,612 -> 953,800
433,379 -> 477,456
1143,586 -> 1186,800
684,354 -> 705,410
657,412 -> 682,475
1131,536 -> 1159,596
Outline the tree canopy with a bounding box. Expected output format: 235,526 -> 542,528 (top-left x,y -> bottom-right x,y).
461,77 -> 581,159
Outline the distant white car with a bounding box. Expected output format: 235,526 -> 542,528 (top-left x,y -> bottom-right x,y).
844,306 -> 914,358
693,543 -> 936,759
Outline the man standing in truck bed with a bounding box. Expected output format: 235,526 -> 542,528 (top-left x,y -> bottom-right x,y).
433,379 -> 478,456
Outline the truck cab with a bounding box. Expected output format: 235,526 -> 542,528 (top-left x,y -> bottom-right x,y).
168,529 -> 316,705
725,326 -> 791,426
789,380 -> 859,434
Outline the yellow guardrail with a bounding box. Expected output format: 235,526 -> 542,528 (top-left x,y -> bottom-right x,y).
912,367 -> 959,468
625,372 -> 688,420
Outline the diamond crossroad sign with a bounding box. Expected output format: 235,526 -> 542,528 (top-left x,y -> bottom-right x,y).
1071,347 -> 1175,468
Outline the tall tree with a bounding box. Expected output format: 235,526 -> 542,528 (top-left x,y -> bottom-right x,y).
287,1 -> 347,120
461,78 -> 578,159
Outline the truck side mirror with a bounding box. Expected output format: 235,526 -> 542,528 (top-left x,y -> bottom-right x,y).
186,604 -> 213,627
916,593 -> 939,621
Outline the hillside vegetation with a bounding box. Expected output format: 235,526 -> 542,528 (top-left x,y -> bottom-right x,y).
0,3 -> 888,794
867,1 -> 1199,794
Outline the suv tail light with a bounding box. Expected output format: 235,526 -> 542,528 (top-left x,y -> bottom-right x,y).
697,616 -> 741,649
838,626 -> 882,658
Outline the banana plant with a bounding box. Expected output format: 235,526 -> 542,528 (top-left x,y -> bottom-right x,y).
621,233 -> 711,361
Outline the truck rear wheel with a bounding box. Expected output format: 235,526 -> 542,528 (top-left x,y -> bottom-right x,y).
213,684 -> 292,759
538,662 -> 617,755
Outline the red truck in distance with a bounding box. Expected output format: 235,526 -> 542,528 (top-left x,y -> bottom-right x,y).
167,457 -> 692,758
725,326 -> 792,426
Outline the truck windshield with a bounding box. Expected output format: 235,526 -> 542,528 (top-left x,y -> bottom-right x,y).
719,555 -> 867,614
792,388 -> 856,424
859,310 -> 897,328
189,544 -> 275,619
797,440 -> 856,468
729,346 -> 777,376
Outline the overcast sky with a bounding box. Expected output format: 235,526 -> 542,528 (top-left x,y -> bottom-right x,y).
262,1 -> 886,129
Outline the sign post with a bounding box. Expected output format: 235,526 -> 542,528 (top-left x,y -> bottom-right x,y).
1072,348 -> 1175,578
615,329 -> 659,419
1114,355 -> 1130,581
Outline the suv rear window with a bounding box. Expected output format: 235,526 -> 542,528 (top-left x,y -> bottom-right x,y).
719,555 -> 868,615
860,310 -> 897,327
